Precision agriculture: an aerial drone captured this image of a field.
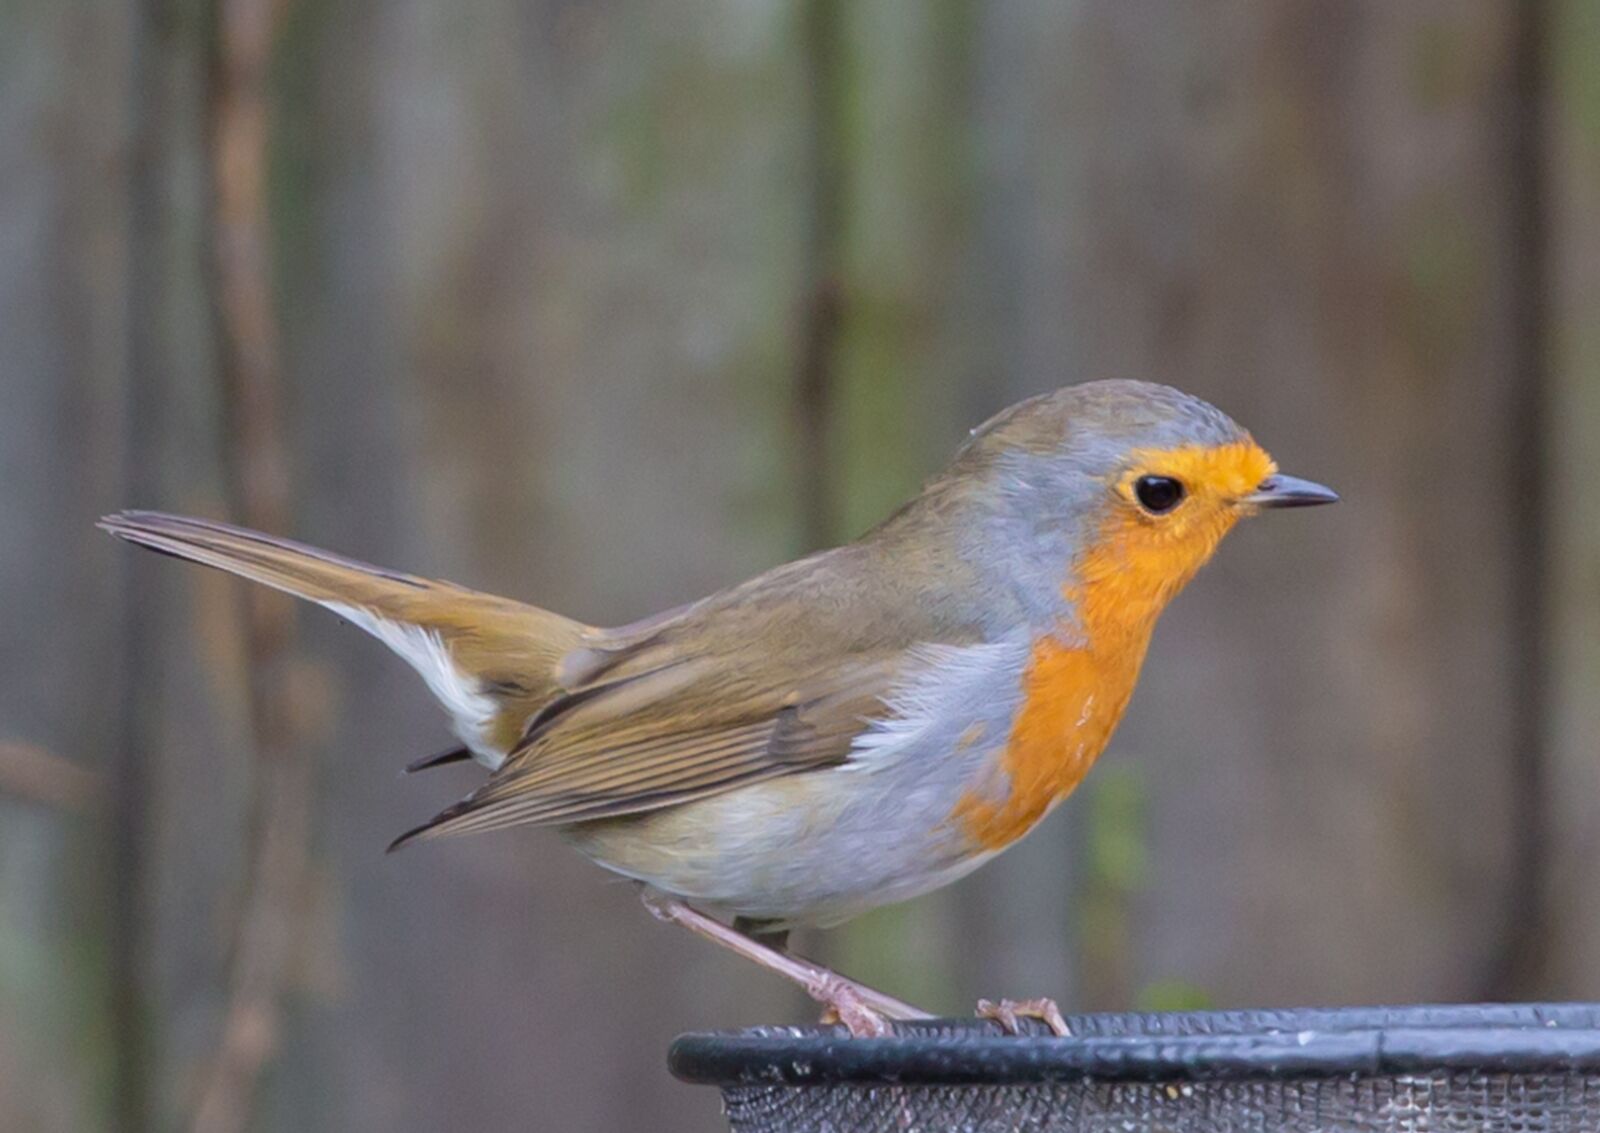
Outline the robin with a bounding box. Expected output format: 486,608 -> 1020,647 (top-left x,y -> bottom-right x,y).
102,380 -> 1336,1037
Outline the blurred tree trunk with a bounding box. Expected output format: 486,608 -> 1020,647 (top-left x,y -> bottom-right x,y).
188,0 -> 320,1130
118,1 -> 254,1130
1542,0 -> 1600,996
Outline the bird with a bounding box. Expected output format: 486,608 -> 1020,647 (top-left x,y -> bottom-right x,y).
101,379 -> 1336,1037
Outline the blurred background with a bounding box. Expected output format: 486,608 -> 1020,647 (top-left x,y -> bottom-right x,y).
4,0 -> 1599,1129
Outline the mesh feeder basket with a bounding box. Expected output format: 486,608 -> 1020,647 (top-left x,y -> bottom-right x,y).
671,1003 -> 1600,1132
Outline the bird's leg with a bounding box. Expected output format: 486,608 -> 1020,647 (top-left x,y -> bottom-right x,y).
731,916 -> 790,953
640,888 -> 933,1037
976,997 -> 1072,1037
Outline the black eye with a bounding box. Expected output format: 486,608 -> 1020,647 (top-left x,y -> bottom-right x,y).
1134,475 -> 1185,514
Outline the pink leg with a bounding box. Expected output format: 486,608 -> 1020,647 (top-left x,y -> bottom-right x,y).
640,888 -> 933,1037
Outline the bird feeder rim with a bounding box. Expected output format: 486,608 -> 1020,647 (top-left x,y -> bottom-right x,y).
670,1002 -> 1600,1087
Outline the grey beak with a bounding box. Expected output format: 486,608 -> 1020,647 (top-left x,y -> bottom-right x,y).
1241,473 -> 1340,509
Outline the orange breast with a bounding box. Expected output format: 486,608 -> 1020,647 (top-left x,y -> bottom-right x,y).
949,628 -> 1146,850
948,517 -> 1212,849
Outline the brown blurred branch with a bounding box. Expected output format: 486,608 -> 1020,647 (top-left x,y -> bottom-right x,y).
0,742 -> 102,813
1480,0 -> 1552,1000
793,0 -> 846,551
190,0 -> 311,1131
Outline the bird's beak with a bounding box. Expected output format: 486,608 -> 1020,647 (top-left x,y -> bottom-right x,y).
1240,473 -> 1340,509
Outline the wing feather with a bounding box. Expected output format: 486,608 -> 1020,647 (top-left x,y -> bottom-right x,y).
391,539 -> 1001,848
390,654 -> 906,847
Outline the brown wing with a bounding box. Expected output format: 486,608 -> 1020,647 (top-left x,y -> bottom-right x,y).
388,533 -> 997,848
387,647 -> 905,847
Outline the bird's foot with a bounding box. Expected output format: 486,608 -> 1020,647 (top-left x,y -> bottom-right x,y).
976,997 -> 1071,1037
815,981 -> 895,1038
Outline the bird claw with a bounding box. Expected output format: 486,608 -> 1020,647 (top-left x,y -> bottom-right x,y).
976,997 -> 1071,1037
816,979 -> 894,1037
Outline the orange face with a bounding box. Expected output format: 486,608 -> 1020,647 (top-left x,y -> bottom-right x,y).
1078,439 -> 1279,635
951,439 -> 1278,850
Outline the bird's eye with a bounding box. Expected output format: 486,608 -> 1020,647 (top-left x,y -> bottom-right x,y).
1134,475 -> 1185,514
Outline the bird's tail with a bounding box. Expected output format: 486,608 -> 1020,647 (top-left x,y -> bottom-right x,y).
100,510 -> 588,767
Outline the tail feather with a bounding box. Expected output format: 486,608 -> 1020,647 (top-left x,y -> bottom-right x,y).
404,745 -> 473,774
100,510 -> 589,766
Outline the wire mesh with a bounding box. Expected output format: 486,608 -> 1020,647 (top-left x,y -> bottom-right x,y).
672,1004 -> 1600,1132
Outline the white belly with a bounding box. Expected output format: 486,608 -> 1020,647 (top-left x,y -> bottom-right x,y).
562,752 -> 1004,928
561,635 -> 1035,926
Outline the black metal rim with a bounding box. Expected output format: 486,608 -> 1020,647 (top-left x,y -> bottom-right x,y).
669,1003 -> 1600,1087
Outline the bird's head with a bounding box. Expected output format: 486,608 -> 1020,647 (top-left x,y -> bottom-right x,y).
943,380 -> 1337,634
